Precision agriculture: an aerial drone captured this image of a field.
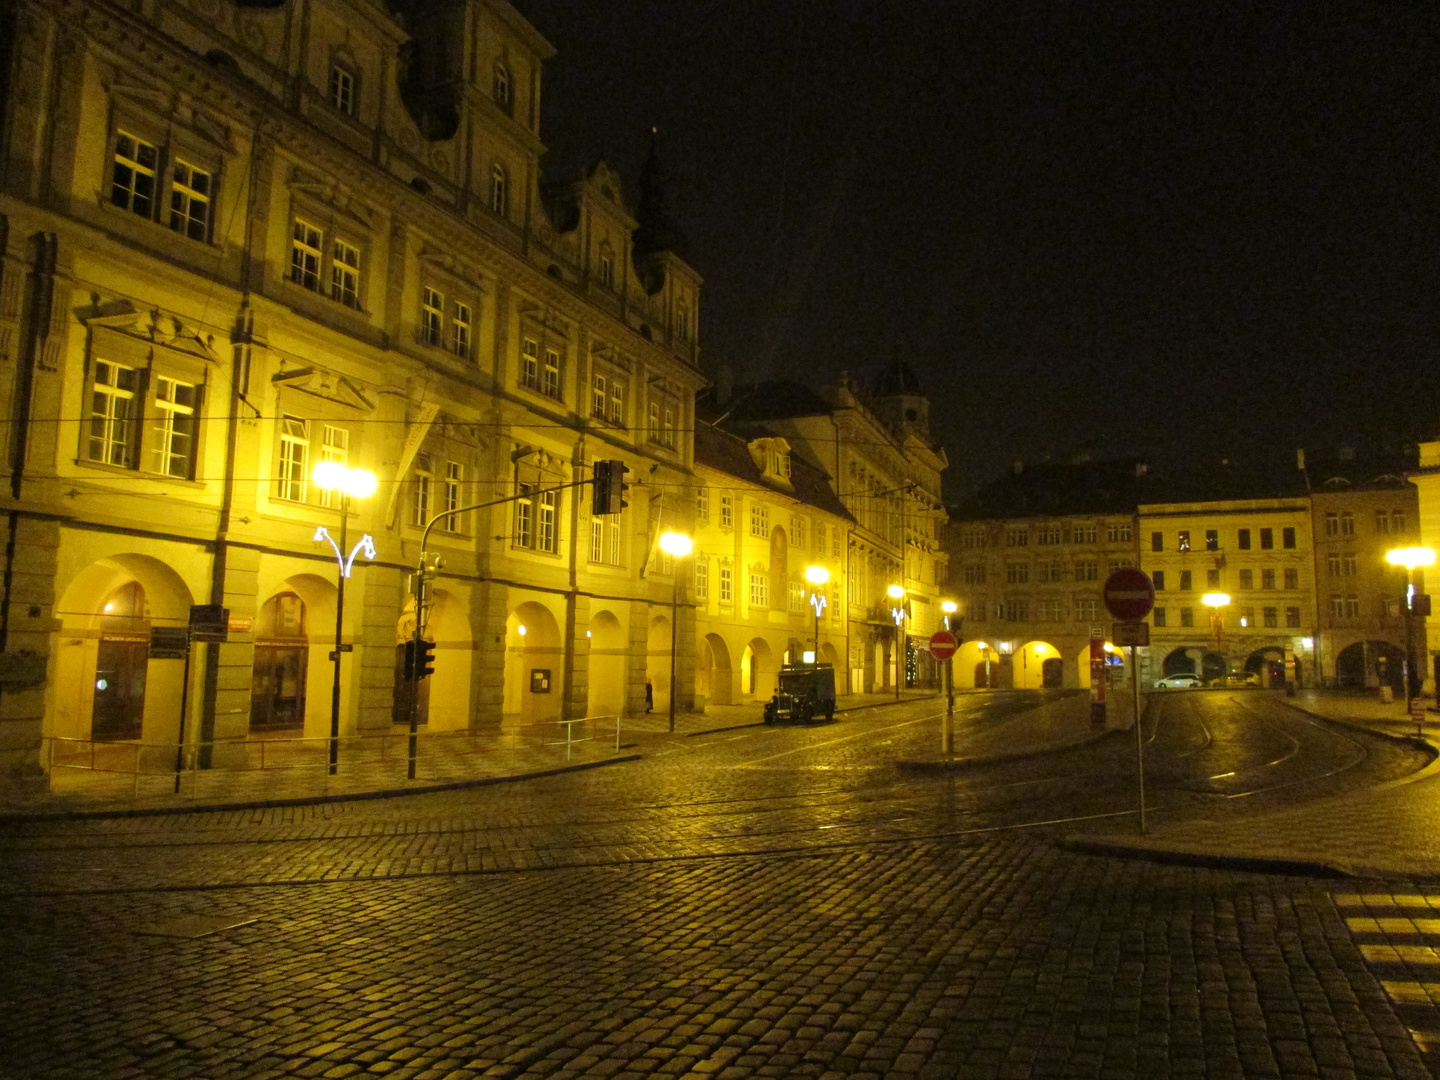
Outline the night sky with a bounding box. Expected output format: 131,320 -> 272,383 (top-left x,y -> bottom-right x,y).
514,1 -> 1439,496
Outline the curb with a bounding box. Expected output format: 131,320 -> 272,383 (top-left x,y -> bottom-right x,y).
0,753 -> 642,824
1277,698 -> 1440,787
1059,836 -> 1350,879
896,724 -> 1127,772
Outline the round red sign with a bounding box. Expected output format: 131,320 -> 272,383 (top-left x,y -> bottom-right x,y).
928,630 -> 958,660
1103,567 -> 1156,621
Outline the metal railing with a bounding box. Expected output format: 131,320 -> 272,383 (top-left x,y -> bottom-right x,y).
43,714 -> 623,803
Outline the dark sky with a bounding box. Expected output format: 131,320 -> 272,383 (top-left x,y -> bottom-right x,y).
513,1 -> 1440,496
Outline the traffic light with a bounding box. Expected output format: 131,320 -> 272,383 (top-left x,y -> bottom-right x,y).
591,459 -> 629,515
403,639 -> 437,680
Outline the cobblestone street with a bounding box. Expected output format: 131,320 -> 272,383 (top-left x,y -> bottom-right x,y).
3,692 -> 1440,1079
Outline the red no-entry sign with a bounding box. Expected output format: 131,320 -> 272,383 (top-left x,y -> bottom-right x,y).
1103,567 -> 1155,621
928,630 -> 958,660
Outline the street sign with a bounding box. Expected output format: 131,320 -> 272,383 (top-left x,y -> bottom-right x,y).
1103,568 -> 1155,621
1112,621 -> 1149,647
928,630 -> 958,660
149,626 -> 190,660
188,604 -> 230,642
227,614 -> 253,634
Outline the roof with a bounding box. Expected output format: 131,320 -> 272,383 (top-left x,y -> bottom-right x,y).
697,379 -> 833,425
694,423 -> 855,523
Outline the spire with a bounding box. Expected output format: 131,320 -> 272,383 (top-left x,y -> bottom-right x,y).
633,127 -> 687,259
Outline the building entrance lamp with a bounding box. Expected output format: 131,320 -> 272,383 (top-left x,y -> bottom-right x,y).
1386,546 -> 1435,712
804,566 -> 830,666
1201,592 -> 1230,676
311,462 -> 378,776
659,530 -> 693,734
888,584 -> 906,699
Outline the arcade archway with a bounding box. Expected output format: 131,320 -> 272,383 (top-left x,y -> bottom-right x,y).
586,609 -> 627,716
504,601 -> 562,725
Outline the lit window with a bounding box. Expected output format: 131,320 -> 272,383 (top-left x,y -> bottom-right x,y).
331,238 -> 360,308
451,301 -> 471,359
1205,529 -> 1218,551
491,163 -> 508,216
111,132 -> 158,218
152,377 -> 198,478
1177,530 -> 1191,552
89,360 -> 138,467
277,415 -> 309,502
169,161 -> 211,241
290,219 -> 323,291
330,65 -> 356,115
421,287 -> 444,346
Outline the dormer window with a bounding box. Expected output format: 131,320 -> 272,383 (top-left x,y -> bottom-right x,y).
767,447 -> 790,479
329,64 -> 356,115
493,62 -> 511,110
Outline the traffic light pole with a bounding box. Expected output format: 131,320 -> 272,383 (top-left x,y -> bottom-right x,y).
407,479 -> 590,779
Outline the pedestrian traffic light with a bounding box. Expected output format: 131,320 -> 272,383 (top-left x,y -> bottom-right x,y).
403,639 -> 437,680
591,459 -> 629,515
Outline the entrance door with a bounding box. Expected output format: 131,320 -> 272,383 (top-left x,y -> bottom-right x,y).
1041,656 -> 1063,688
92,637 -> 148,740
250,645 -> 307,731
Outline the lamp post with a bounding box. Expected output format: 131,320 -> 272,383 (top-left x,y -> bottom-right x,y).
659,530 -> 693,733
1201,592 -> 1230,682
1386,546 -> 1435,713
804,566 -> 829,665
888,584 -> 906,699
311,462 -> 377,775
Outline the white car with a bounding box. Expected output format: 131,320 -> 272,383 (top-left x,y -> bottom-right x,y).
1156,673 -> 1201,689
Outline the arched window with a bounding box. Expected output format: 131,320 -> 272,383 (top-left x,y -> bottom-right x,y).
490,163 -> 508,216
251,592 -> 308,733
493,62 -> 511,109
92,581 -> 149,741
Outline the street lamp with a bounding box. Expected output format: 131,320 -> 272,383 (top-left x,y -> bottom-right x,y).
941,599 -> 958,632
1386,546 -> 1435,711
658,530 -> 693,733
888,584 -> 906,699
311,462 -> 377,775
804,565 -> 829,666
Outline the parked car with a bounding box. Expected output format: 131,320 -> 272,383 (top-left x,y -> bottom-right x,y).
1214,671 -> 1261,688
1155,673 -> 1201,689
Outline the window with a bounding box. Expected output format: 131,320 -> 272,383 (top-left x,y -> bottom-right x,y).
1108,523 -> 1133,543
168,161 -> 211,241
452,302 -> 472,359
89,360 -> 139,467
750,502 -> 769,537
1108,558 -> 1134,572
1282,526 -> 1297,549
609,381 -> 624,424
1329,595 -> 1344,618
1285,606 -> 1301,628
1006,562 -> 1030,584
543,349 -> 561,399
790,515 -> 806,548
589,513 -> 623,566
1374,510 -> 1389,534
1074,560 -> 1098,582
316,425 -> 349,509
1001,599 -> 1029,621
1392,510 -> 1406,533
151,377 -> 197,478
330,64 -> 356,114
277,415 -> 309,502
421,287 -> 444,346
537,489 -> 556,552
1206,569 -> 1220,588
1038,560 -> 1063,583
1038,598 -> 1064,621
833,530 -> 841,557
1073,525 -> 1097,544
490,164 -> 508,216
749,573 -> 769,609
815,522 -> 826,552
1151,531 -> 1163,552
788,579 -> 805,614
648,401 -> 660,439
1327,553 -> 1340,576
1263,607 -> 1278,628
592,374 -> 607,419
1177,530 -> 1191,552
963,530 -> 988,549
1344,595 -> 1360,617
696,490 -> 709,524
720,495 -> 733,529
1340,555 -> 1355,577
1338,515 -> 1352,538
1260,528 -> 1274,550
290,219 -> 323,291
963,564 -> 986,585
412,457 -> 431,526
493,62 -> 511,108
111,132 -> 158,218
330,238 -> 360,308
1261,569 -> 1276,589
598,245 -> 613,288
1152,570 -> 1166,591
1179,570 -> 1192,591
1238,529 -> 1251,550
1240,607 -> 1254,628
1005,528 -> 1028,547
1180,607 -> 1193,627
719,564 -> 733,604
1239,569 -> 1253,589
694,556 -> 709,601
520,338 -> 540,391
442,462 -> 463,532
1205,529 -> 1219,552
1037,525 -> 1062,545
1075,598 -> 1097,622
1153,607 -> 1166,627
515,485 -> 533,548
1285,567 -> 1301,589
1325,512 -> 1339,537
662,406 -> 675,448
676,300 -> 690,342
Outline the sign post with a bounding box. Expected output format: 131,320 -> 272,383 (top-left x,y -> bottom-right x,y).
1104,568 -> 1156,835
929,630 -> 958,754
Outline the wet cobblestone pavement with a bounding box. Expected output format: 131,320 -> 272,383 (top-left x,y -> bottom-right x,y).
3,692 -> 1439,1078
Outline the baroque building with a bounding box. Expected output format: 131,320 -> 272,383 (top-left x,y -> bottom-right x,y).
0,0 -> 707,787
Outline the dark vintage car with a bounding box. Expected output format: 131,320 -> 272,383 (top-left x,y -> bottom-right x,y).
763,663 -> 837,724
